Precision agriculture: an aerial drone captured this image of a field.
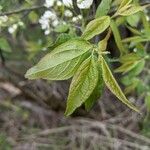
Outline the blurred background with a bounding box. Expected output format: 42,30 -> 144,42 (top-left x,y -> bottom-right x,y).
0,0 -> 150,149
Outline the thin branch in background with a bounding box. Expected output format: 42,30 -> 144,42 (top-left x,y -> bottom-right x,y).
0,5 -> 45,16
0,2 -> 149,18
72,0 -> 80,15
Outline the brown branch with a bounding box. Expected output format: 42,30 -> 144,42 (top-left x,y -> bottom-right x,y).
0,5 -> 45,16
72,0 -> 80,15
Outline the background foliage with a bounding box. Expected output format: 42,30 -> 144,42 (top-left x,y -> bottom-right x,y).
0,0 -> 150,149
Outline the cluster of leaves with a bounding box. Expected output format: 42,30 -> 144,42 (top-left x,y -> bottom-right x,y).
25,0 -> 150,116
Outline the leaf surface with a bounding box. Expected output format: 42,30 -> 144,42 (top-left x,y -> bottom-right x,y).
82,16 -> 110,40
85,61 -> 104,111
118,5 -> 143,16
65,56 -> 99,116
110,20 -> 127,55
100,56 -> 139,112
95,0 -> 112,18
25,39 -> 93,80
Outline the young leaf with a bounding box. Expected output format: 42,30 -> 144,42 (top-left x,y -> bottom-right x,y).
122,36 -> 150,43
98,39 -> 108,52
110,20 -> 127,55
95,0 -> 112,18
98,28 -> 111,52
128,60 -> 145,77
85,62 -> 104,111
118,5 -> 143,16
25,39 -> 93,80
118,0 -> 132,10
119,53 -> 140,63
114,61 -> 139,74
100,56 -> 139,112
82,16 -> 110,40
65,56 -> 99,116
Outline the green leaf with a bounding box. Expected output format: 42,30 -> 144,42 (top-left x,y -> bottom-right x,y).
54,24 -> 70,33
114,61 -> 139,74
118,5 -> 143,16
48,33 -> 73,50
122,36 -> 150,43
112,0 -> 122,7
98,39 -> 108,52
119,53 -> 140,63
126,25 -> 142,35
85,62 -> 104,111
121,76 -> 134,86
95,0 -> 112,18
124,80 -> 139,94
82,16 -> 110,40
65,56 -> 99,116
0,38 -> 11,52
116,57 -> 145,76
100,56 -> 139,112
145,93 -> 150,111
98,29 -> 111,52
118,0 -> 132,10
110,20 -> 127,55
128,60 -> 145,77
136,80 -> 148,95
25,39 -> 93,80
28,11 -> 39,23
126,13 -> 140,27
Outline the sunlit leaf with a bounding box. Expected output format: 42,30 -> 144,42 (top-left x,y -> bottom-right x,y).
82,16 -> 110,40
119,53 -> 141,63
100,56 -> 139,112
122,36 -> 150,43
114,62 -> 138,74
118,5 -> 143,16
118,0 -> 132,10
98,28 -> 111,52
65,56 -> 99,116
85,61 -> 104,111
25,39 -> 93,80
110,20 -> 127,55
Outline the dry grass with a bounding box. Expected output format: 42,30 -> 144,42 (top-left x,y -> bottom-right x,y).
0,82 -> 150,150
